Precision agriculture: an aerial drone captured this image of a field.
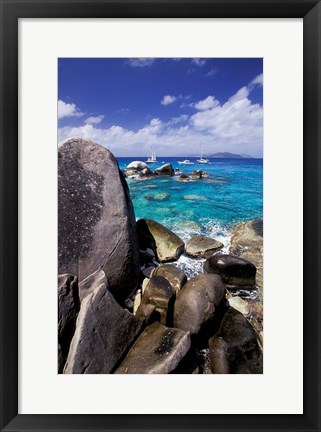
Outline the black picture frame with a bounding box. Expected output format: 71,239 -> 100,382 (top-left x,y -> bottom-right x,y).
1,1 -> 320,431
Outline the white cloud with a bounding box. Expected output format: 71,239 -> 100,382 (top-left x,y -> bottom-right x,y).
168,114 -> 189,125
128,58 -> 155,67
161,95 -> 176,105
192,58 -> 206,67
58,74 -> 263,157
249,73 -> 263,89
206,68 -> 217,77
85,115 -> 104,125
58,100 -> 84,119
194,96 -> 219,111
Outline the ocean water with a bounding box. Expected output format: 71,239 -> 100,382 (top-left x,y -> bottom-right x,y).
118,157 -> 263,278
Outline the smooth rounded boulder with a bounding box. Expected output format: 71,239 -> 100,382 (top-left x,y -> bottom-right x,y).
208,308 -> 263,374
174,273 -> 226,336
203,254 -> 256,287
151,264 -> 187,294
126,161 -> 148,171
58,138 -> 139,302
136,218 -> 184,262
186,235 -> 224,258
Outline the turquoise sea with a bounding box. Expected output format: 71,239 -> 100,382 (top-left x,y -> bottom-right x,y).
118,157 -> 263,277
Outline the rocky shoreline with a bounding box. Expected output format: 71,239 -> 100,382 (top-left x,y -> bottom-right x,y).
58,138 -> 263,374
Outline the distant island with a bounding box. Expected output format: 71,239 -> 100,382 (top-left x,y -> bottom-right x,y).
173,152 -> 255,159
208,152 -> 253,159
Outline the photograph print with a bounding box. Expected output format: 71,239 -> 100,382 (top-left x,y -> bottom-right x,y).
58,58 -> 263,374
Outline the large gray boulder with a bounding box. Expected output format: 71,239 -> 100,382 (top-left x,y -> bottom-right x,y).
58,274 -> 80,373
64,283 -> 144,374
58,138 -> 139,302
204,254 -> 256,288
114,322 -> 191,374
174,273 -> 226,336
151,264 -> 187,294
208,308 -> 263,374
186,235 -> 223,258
136,219 -> 184,262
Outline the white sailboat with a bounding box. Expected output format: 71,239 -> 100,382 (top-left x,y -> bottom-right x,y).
178,159 -> 194,165
197,144 -> 209,164
146,146 -> 157,164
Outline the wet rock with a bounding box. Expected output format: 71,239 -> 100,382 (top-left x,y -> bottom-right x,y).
154,193 -> 169,201
64,283 -> 144,374
191,170 -> 202,179
208,308 -> 263,374
137,218 -> 184,262
58,274 -> 80,373
151,264 -> 187,294
137,276 -> 174,326
227,294 -> 251,318
178,173 -> 191,182
78,268 -> 107,302
186,235 -> 224,258
191,170 -> 209,179
139,167 -> 155,179
174,273 -> 226,336
204,254 -> 256,288
114,322 -> 191,374
58,138 -> 139,302
230,218 -> 263,299
144,193 -> 169,202
154,163 -> 174,177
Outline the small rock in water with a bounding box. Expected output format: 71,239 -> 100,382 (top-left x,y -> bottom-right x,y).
178,173 -> 191,182
204,254 -> 256,288
144,193 -> 169,202
154,163 -> 174,177
154,193 -> 170,201
186,235 -> 224,258
114,322 -> 191,374
183,194 -> 208,201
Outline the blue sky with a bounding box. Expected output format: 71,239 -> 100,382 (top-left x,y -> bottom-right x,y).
58,58 -> 263,157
